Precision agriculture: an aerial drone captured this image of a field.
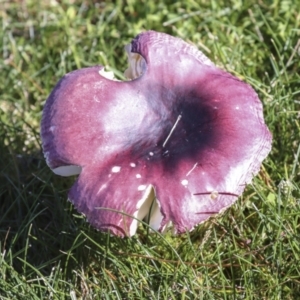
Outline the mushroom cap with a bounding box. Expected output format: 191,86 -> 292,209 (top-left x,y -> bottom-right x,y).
41,31 -> 272,237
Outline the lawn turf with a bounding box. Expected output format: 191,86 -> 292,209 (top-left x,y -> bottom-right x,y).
1,0 -> 300,299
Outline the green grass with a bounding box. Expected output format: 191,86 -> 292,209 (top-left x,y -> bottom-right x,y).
1,0 -> 300,299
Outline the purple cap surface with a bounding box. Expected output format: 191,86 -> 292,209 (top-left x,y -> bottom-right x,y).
41,31 -> 272,236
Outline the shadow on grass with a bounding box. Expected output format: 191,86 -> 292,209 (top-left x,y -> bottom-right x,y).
0,137 -> 184,277
0,128 -> 88,275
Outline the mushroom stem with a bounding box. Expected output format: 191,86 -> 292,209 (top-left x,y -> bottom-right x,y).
129,186 -> 163,236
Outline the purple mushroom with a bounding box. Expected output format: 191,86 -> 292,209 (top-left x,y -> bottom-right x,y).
41,31 -> 272,237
